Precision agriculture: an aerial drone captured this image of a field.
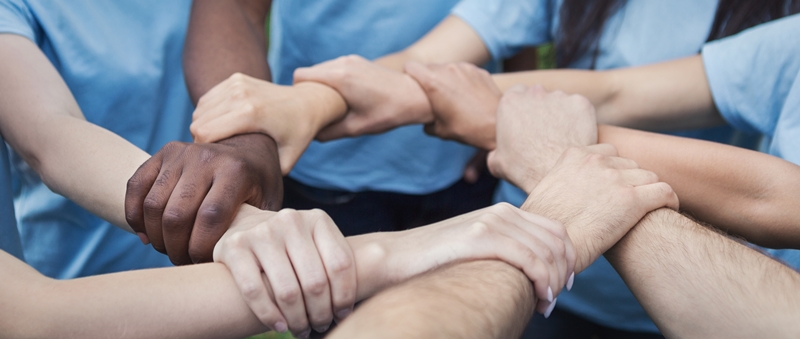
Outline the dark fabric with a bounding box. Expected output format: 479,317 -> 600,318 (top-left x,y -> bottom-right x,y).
283,171 -> 498,236
522,307 -> 665,339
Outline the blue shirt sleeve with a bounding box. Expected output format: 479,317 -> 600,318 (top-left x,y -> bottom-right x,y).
701,14 -> 800,137
451,0 -> 553,60
0,0 -> 37,42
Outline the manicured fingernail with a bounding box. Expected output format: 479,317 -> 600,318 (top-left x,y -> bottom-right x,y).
298,329 -> 311,339
136,232 -> 150,245
544,298 -> 558,319
314,324 -> 330,333
336,307 -> 353,319
547,286 -> 554,303
567,272 -> 575,291
273,321 -> 288,333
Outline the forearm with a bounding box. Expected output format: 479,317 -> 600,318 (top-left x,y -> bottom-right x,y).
599,124 -> 800,248
493,56 -> 723,130
329,260 -> 535,339
605,209 -> 800,338
184,0 -> 272,103
375,16 -> 490,72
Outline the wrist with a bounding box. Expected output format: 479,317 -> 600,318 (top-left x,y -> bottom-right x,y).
401,73 -> 435,124
346,233 -> 392,301
294,81 -> 348,133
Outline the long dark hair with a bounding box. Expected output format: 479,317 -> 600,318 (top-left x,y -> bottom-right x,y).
556,0 -> 800,68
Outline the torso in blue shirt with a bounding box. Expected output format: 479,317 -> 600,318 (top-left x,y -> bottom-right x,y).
1,140 -> 24,262
454,0 -> 759,332
0,0 -> 193,278
269,0 -> 478,194
702,14 -> 800,271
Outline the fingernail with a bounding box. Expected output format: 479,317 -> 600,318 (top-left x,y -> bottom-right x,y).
298,329 -> 311,339
544,298 -> 558,319
336,307 -> 353,319
273,321 -> 288,333
567,272 -> 575,291
136,232 -> 150,245
547,286 -> 554,303
314,324 -> 330,333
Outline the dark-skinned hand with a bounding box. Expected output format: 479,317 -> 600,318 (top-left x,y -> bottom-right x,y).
125,133 -> 283,265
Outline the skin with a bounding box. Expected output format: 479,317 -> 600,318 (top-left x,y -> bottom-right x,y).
331,90 -> 800,338
402,60 -> 800,248
0,32 -> 576,337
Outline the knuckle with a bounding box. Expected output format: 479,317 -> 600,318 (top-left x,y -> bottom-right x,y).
303,275 -> 329,296
162,208 -> 189,229
327,253 -> 354,275
143,196 -> 166,214
276,285 -> 301,305
197,202 -> 229,227
239,280 -> 263,300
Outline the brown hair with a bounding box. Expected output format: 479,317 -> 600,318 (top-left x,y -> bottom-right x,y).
556,0 -> 800,68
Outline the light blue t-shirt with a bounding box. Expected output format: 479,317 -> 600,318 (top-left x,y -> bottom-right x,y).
702,14 -> 800,269
1,140 -> 24,262
453,0 -> 760,333
0,0 -> 193,278
270,0 -> 478,194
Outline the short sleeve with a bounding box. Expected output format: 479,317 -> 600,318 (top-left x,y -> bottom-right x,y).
0,0 -> 37,42
701,14 -> 800,136
451,0 -> 553,60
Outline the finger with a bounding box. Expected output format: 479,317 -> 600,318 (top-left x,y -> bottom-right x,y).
191,109 -> 259,144
193,77 -> 238,121
221,243 -> 287,332
404,61 -> 438,94
257,236 -> 310,336
515,207 -> 576,284
125,153 -> 163,242
282,215 -> 334,333
188,176 -> 248,263
312,212 -> 357,323
162,172 -> 212,265
487,233 -> 554,304
620,168 -> 660,187
491,208 -> 567,297
316,115 -> 360,141
142,163 -> 182,254
635,182 -> 680,213
585,143 -> 618,156
603,155 -> 639,170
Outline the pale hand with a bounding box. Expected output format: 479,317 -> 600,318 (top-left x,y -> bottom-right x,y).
379,203 -> 576,315
214,206 -> 356,338
488,85 -> 598,193
405,61 -> 502,150
522,145 -> 680,273
293,55 -> 433,141
191,73 -> 345,175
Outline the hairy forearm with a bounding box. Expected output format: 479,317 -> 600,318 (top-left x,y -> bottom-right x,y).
599,124 -> 800,248
606,209 -> 800,338
329,260 -> 535,339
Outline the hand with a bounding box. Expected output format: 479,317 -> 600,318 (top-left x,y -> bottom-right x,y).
214,206 -> 356,338
405,61 -> 502,150
125,133 -> 283,265
378,203 -> 576,315
293,55 -> 433,141
488,85 -> 598,193
522,145 -> 680,272
190,73 -> 346,174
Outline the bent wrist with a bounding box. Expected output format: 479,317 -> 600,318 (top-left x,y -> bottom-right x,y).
294,81 -> 348,133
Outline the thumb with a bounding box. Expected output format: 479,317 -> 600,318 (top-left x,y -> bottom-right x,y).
404,61 -> 438,94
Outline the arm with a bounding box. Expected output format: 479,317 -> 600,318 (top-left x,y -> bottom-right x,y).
328,260 -> 535,339
605,209 -> 800,338
492,55 -> 725,130
0,34 -> 147,231
599,124 -> 800,249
